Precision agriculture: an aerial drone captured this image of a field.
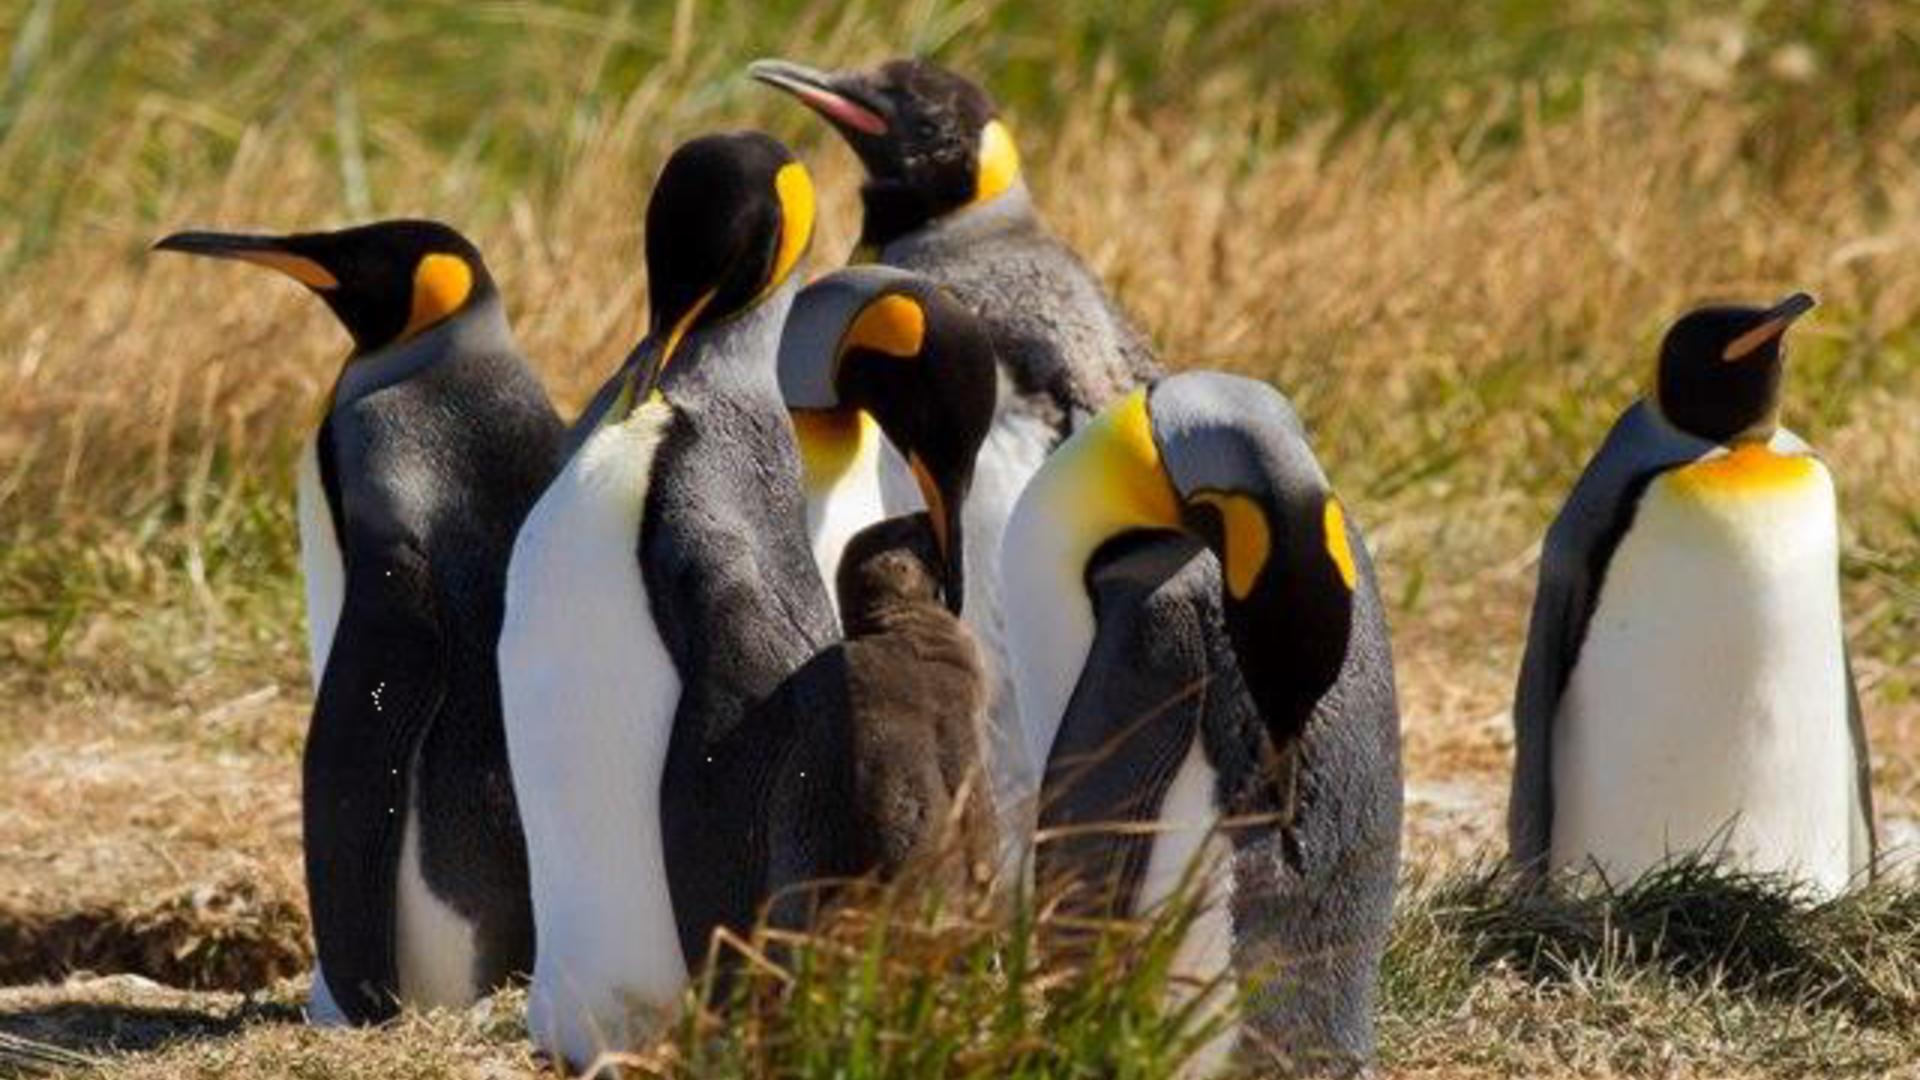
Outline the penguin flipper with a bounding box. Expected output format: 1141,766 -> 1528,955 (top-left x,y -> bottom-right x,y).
1036,534 -> 1213,917
304,538 -> 447,1023
1509,401 -> 1708,875
1845,647 -> 1877,881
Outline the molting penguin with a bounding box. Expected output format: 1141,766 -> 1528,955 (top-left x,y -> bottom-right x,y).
497,132 -> 834,1067
155,222 -> 562,1024
1510,293 -> 1874,897
1003,372 -> 1402,1076
752,55 -> 1165,824
777,265 -> 998,616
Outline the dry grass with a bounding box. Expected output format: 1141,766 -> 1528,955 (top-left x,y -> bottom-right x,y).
1,0 -> 1917,1076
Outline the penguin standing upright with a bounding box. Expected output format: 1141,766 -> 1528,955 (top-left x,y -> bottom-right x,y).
1002,372 -> 1402,1076
155,223 -> 562,1024
753,56 -> 1163,819
1510,294 -> 1874,897
497,133 -> 826,1065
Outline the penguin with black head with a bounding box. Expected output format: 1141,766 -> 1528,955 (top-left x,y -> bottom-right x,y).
1510,293 -> 1875,897
155,221 -> 562,1023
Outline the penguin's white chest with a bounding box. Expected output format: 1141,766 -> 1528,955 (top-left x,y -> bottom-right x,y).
1551,451 -> 1854,895
797,409 -> 893,620
498,401 -> 687,1065
967,411 -> 1056,828
1136,738 -> 1238,1077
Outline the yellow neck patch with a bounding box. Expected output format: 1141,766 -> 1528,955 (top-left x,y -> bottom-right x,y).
1191,491 -> 1272,600
1323,496 -> 1358,591
972,120 -> 1020,205
769,161 -> 816,292
237,249 -> 339,289
401,253 -> 473,341
845,294 -> 926,358
791,406 -> 878,491
1057,388 -> 1181,535
1665,442 -> 1818,498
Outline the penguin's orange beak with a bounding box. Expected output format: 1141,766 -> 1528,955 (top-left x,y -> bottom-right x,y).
154,231 -> 340,290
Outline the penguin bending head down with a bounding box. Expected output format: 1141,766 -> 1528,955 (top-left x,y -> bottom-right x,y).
753,54 -> 1164,843
778,265 -> 998,614
155,221 -> 562,1023
1004,372 -> 1401,1076
778,267 -> 1003,890
1510,293 -> 1875,897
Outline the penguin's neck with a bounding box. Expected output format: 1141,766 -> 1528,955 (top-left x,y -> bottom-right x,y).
657,282 -> 798,404
1001,441 -> 1174,776
865,181 -> 1035,257
331,293 -> 511,411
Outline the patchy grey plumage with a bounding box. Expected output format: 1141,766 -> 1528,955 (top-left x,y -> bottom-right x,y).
880,185 -> 1160,435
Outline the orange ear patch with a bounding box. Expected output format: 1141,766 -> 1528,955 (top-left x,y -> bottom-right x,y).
401,253 -> 473,340
845,294 -> 926,358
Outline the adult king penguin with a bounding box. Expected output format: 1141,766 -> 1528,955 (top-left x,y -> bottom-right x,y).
752,55 -> 1164,819
492,132 -> 833,1068
1509,293 -> 1874,897
778,266 -> 1003,889
155,222 -> 562,1023
1004,372 -> 1401,1075
777,265 -> 997,615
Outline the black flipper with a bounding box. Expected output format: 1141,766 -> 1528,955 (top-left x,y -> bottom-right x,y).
304,537 -> 446,1024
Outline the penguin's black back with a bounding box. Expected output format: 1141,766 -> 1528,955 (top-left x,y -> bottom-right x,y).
307,336 -> 562,1021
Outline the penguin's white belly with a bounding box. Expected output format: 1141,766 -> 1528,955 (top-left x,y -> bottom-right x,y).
295,436 -> 345,692
1552,454 -> 1853,896
1137,739 -> 1238,1077
969,411 -> 1055,842
498,402 -> 687,1066
394,776 -> 481,1009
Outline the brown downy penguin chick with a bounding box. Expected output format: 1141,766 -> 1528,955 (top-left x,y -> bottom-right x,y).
836,513 -> 995,891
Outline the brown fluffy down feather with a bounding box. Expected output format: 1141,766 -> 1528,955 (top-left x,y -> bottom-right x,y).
836,514 -> 997,893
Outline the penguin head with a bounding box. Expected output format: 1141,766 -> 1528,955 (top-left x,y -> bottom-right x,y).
1044,371 -> 1357,763
1655,292 -> 1815,444
154,220 -> 495,355
623,131 -> 816,403
779,266 -> 998,613
750,57 -> 1020,247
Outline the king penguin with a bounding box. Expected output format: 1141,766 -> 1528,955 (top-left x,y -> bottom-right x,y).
1509,293 -> 1874,897
777,267 -> 1003,887
1002,372 -> 1402,1076
154,222 -> 562,1024
777,265 -> 997,616
752,55 -> 1165,824
497,132 -> 873,1069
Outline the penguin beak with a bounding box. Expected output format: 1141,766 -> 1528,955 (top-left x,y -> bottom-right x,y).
908,453 -> 968,615
620,287 -> 718,416
1722,291 -> 1816,362
749,59 -> 890,137
153,231 -> 340,290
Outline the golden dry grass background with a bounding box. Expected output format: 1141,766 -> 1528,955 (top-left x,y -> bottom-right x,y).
0,1 -> 1917,1075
